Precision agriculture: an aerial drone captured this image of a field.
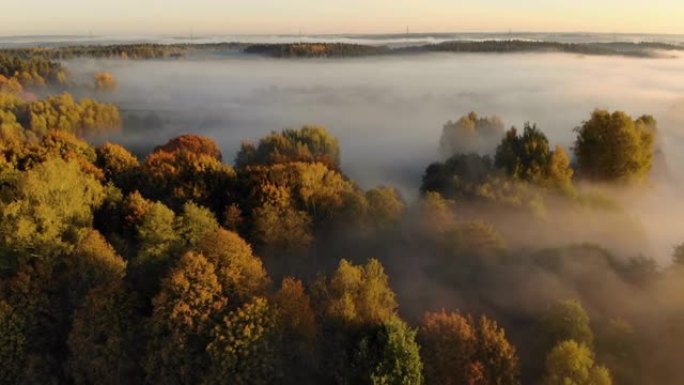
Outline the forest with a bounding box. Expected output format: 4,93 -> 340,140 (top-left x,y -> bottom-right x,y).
0,48 -> 683,385
2,39 -> 682,62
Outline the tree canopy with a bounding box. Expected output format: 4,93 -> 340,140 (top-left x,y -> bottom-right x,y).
574,110 -> 655,183
440,111 -> 504,157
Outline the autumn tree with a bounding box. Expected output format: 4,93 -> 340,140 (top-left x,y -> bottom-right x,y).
440,112 -> 504,157
273,277 -> 318,384
252,201 -> 313,254
419,310 -> 520,385
128,200 -> 179,298
96,142 -> 140,190
542,340 -> 612,385
421,153 -> 494,199
67,283 -> 143,385
476,316 -> 520,385
574,110 -> 655,183
494,123 -> 573,189
347,316 -> 423,385
196,228 -> 270,304
415,192 -> 457,235
154,134 -> 223,161
0,74 -> 24,93
275,278 -> 316,341
321,259 -> 398,325
236,160 -> 363,253
62,229 -> 126,308
145,252 -> 227,385
315,259 -> 420,385
419,310 -> 477,385
0,157 -> 104,272
141,134 -> 234,211
94,72 -> 118,91
541,299 -> 594,351
0,160 -> 92,373
365,186 -> 406,230
27,92 -> 121,136
205,297 -> 282,385
174,201 -> 219,250
0,262 -> 61,383
235,125 -> 340,169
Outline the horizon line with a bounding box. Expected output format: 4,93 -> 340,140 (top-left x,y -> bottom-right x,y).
3,30 -> 684,40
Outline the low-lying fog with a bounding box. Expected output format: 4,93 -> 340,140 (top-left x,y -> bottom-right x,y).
63,51 -> 684,261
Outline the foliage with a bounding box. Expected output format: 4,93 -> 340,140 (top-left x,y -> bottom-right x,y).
0,99 -> 676,385
321,259 -> 398,325
27,93 -> 121,136
63,229 -> 126,306
94,72 -> 118,91
0,157 -> 104,271
235,125 -> 340,169
574,110 -> 655,183
419,310 -> 520,385
67,283 -> 143,385
96,142 -> 139,189
415,192 -> 457,235
174,201 -> 219,250
440,111 -> 504,157
421,153 -> 494,199
252,201 -> 314,253
129,200 -> 179,297
205,297 -> 282,385
141,134 -> 235,210
275,277 -> 317,347
0,53 -> 67,86
145,252 -> 227,385
419,310 -> 477,385
197,228 -> 270,304
347,316 -> 423,385
542,340 -> 612,385
494,123 -> 573,189
365,186 -> 406,230
244,43 -> 390,58
541,299 -> 594,350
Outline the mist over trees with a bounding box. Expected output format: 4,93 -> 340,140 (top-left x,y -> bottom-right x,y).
0,49 -> 683,385
440,111 -> 504,157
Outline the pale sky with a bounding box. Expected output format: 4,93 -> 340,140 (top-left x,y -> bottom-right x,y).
1,0 -> 683,36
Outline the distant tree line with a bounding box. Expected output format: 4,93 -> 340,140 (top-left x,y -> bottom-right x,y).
2,39 -> 678,68
406,40 -> 679,57
0,54 -> 67,87
244,43 -> 391,58
0,91 -> 121,139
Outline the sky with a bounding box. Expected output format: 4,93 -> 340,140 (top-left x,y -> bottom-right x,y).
1,0 -> 683,36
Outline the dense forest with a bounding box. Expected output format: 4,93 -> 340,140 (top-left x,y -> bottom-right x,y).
2,39 -> 682,63
1,48 -> 684,385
